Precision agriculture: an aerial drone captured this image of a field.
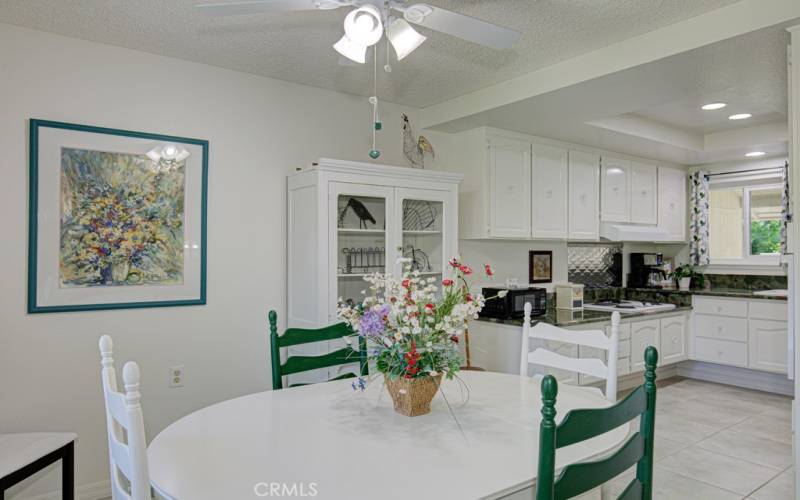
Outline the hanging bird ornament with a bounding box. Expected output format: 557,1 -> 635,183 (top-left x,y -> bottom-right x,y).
402,113 -> 434,169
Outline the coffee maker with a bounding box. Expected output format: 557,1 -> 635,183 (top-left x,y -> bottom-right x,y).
628,253 -> 666,288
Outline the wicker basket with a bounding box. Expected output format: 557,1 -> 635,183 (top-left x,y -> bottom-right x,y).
384,373 -> 443,417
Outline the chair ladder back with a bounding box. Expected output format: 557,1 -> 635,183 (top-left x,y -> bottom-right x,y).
269,310 -> 367,390
98,336 -> 150,500
535,346 -> 659,500
521,305 -> 620,402
528,348 -> 609,380
556,385 -> 646,448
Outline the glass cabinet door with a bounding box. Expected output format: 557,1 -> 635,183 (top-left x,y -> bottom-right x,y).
394,188 -> 456,293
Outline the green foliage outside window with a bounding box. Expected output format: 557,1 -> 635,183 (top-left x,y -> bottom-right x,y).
750,220 -> 781,255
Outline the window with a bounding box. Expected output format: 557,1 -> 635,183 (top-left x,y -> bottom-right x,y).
709,180 -> 782,264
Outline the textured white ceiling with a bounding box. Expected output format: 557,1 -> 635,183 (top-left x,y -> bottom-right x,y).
0,0 -> 742,107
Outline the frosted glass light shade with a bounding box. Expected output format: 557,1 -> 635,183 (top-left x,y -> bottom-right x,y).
343,5 -> 383,47
386,18 -> 426,60
333,35 -> 367,64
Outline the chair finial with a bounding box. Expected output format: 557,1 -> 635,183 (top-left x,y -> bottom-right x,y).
540,374 -> 558,422
99,335 -> 114,368
123,361 -> 142,409
268,310 -> 278,336
644,346 -> 658,388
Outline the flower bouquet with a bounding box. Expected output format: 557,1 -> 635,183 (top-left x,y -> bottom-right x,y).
337,257 -> 503,416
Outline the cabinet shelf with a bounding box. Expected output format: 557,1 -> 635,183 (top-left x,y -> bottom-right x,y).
402,230 -> 442,235
338,228 -> 385,235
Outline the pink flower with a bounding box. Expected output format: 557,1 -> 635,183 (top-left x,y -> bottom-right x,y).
401,279 -> 410,288
424,303 -> 435,312
442,278 -> 454,286
484,264 -> 494,276
460,265 -> 473,276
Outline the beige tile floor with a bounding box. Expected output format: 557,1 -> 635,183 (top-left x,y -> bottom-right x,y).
605,377 -> 794,499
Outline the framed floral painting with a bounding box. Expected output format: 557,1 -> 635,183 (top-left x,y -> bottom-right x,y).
28,119 -> 208,313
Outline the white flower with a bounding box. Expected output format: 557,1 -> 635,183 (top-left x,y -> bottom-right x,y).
497,290 -> 509,298
428,370 -> 438,376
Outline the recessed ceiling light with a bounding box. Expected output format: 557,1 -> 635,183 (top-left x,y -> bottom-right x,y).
745,151 -> 766,157
701,102 -> 726,110
729,113 -> 752,120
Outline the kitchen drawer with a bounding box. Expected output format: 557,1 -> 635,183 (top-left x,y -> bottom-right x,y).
694,314 -> 748,342
693,297 -> 748,318
694,337 -> 748,367
749,300 -> 788,322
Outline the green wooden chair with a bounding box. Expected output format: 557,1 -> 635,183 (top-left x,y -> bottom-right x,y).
536,346 -> 658,500
268,310 -> 367,390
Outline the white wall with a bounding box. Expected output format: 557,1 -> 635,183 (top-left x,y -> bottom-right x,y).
0,23 -> 419,498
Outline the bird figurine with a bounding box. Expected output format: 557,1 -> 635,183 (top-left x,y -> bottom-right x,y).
339,197 -> 376,229
402,113 -> 434,169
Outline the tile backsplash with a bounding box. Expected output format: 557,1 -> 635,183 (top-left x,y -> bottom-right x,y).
567,243 -> 623,289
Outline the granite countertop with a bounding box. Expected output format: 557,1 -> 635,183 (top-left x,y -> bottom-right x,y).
626,287 -> 788,300
477,305 -> 694,328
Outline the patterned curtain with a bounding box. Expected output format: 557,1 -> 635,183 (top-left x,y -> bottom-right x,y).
689,171 -> 710,266
781,161 -> 792,254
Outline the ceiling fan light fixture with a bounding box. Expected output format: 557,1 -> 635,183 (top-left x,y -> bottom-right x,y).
403,4 -> 433,24
333,35 -> 367,63
386,18 -> 426,61
343,5 -> 383,47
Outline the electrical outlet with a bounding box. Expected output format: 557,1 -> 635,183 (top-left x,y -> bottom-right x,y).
169,365 -> 184,388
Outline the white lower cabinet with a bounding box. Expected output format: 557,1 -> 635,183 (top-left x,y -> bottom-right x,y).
691,296 -> 788,374
631,319 -> 660,371
659,315 -> 688,364
748,319 -> 789,373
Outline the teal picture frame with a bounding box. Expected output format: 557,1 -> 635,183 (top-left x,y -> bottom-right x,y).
28,119 -> 208,313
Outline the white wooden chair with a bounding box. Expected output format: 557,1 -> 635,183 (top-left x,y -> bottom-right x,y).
98,335 -> 150,500
520,303 -> 620,402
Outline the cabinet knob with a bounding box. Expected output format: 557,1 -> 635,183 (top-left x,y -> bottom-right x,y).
613,187 -> 619,193
672,335 -> 678,343
717,306 -> 722,313
579,193 -> 587,202
641,190 -> 647,196
717,326 -> 723,333
718,351 -> 723,357
669,202 -> 676,210
546,189 -> 553,198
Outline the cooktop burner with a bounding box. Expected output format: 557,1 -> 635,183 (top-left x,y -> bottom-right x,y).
584,300 -> 676,314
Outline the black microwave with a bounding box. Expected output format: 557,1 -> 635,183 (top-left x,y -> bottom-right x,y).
479,287 -> 547,319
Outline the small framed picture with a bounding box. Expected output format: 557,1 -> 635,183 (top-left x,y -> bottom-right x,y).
529,250 -> 553,284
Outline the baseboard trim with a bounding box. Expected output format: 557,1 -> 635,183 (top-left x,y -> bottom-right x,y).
677,360 -> 793,396
15,480 -> 110,500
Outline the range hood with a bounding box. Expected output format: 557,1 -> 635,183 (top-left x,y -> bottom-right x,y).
600,223 -> 671,242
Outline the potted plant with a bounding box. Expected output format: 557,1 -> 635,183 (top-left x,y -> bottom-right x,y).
337,257 -> 503,416
671,265 -> 705,291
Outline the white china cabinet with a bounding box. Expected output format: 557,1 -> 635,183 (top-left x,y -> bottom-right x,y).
287,159 -> 462,329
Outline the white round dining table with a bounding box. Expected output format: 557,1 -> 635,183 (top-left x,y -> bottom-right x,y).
148,371 -> 629,500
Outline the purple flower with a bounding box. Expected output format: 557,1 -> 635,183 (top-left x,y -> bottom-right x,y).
359,304 -> 389,337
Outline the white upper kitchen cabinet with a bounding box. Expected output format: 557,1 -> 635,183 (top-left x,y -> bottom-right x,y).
488,136 -> 531,238
600,157 -> 631,222
629,162 -> 658,224
531,143 -> 568,239
658,167 -> 687,241
568,150 -> 600,240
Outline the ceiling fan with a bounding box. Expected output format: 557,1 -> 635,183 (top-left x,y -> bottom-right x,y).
196,0 -> 521,63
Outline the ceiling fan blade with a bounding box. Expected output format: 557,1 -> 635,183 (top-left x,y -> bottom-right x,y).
403,4 -> 520,50
196,0 -> 322,16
